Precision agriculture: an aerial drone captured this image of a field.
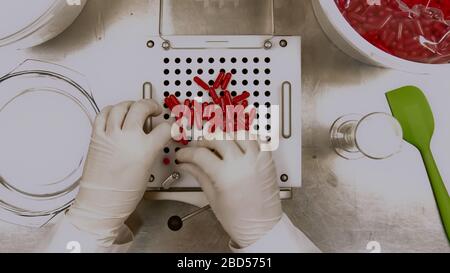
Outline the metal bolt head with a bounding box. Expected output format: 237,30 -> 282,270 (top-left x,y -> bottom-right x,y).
146,40 -> 155,48
162,40 -> 171,50
149,174 -> 155,182
264,40 -> 273,50
172,172 -> 181,180
279,39 -> 288,48
280,174 -> 289,182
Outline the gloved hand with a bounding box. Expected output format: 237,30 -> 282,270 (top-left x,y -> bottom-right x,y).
67,100 -> 171,246
175,135 -> 282,248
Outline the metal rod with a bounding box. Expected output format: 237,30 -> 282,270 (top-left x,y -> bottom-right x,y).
181,205 -> 211,222
167,204 -> 211,231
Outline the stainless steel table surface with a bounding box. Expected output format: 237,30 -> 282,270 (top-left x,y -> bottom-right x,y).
0,0 -> 449,253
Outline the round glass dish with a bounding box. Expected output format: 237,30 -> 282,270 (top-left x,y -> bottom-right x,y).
0,0 -> 87,49
335,0 -> 450,64
0,60 -> 98,227
312,0 -> 450,73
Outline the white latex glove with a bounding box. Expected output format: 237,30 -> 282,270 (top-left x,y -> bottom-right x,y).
66,99 -> 171,246
176,135 -> 282,248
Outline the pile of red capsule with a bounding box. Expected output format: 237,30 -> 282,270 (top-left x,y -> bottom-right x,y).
336,0 -> 450,63
401,0 -> 450,18
164,71 -> 253,145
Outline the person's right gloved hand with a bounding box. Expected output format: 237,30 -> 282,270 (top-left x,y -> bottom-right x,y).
66,99 -> 171,247
175,135 -> 283,249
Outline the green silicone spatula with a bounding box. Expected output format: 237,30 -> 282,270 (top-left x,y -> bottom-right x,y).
386,86 -> 450,241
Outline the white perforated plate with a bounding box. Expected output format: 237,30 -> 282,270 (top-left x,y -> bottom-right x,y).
145,36 -> 301,189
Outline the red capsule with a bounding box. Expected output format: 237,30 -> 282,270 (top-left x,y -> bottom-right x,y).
178,139 -> 189,145
190,108 -> 195,127
219,97 -> 227,131
244,114 -> 250,131
208,87 -> 221,104
348,12 -> 366,23
184,99 -> 192,108
165,95 -> 181,110
221,73 -> 232,90
232,91 -> 250,105
171,95 -> 181,106
194,76 -> 210,90
219,96 -> 226,111
164,97 -> 173,110
241,100 -> 249,109
223,91 -> 233,106
163,157 -> 171,165
213,71 -> 225,89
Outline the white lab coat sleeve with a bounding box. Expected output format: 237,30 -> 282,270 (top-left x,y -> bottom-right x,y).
229,214 -> 321,253
43,214 -> 133,253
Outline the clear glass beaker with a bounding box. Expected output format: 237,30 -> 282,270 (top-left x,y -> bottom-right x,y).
330,112 -> 403,160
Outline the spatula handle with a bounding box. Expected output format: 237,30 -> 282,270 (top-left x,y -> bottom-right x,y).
421,148 -> 450,241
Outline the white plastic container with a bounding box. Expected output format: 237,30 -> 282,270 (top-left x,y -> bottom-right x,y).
312,0 -> 450,74
0,0 -> 87,49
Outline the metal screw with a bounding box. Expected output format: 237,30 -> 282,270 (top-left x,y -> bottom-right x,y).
264,40 -> 273,50
162,172 -> 181,189
171,172 -> 181,180
146,40 -> 155,48
162,40 -> 171,50
279,39 -> 288,48
149,174 -> 155,183
280,174 -> 289,182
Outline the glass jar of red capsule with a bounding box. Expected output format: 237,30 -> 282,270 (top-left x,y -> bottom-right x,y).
336,0 -> 450,64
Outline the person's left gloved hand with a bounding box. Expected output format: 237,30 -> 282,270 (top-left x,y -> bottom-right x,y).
176,133 -> 283,249
66,99 -> 171,246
